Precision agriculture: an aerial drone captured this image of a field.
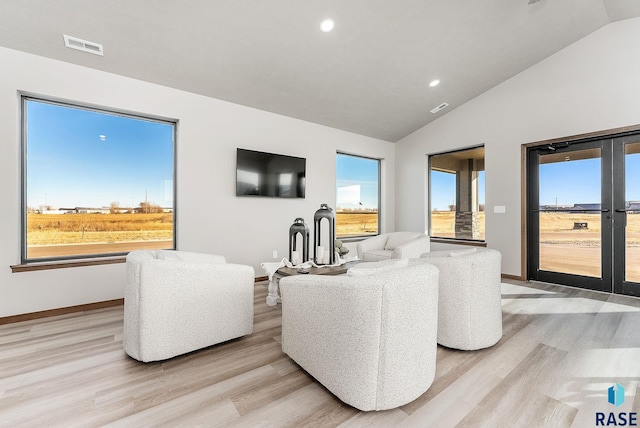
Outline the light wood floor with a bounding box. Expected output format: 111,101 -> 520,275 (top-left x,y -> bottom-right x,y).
1,280 -> 639,427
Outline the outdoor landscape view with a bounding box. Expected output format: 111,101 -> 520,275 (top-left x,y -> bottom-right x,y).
537,149 -> 640,282
336,154 -> 379,238
24,99 -> 175,260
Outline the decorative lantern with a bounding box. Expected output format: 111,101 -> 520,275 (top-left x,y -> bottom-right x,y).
313,203 -> 336,265
289,217 -> 309,265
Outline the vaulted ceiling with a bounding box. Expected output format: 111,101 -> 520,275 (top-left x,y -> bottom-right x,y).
1,0 -> 639,142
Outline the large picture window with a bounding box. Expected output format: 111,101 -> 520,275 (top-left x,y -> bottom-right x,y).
22,97 -> 176,262
429,146 -> 485,241
336,153 -> 380,238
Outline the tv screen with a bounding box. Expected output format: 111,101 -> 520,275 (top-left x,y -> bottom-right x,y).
236,148 -> 306,198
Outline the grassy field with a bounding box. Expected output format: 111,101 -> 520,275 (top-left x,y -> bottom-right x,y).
26,211 -> 640,282
27,213 -> 173,245
335,211 -> 378,237
430,211 -> 640,238
29,211 -> 640,245
430,211 -> 640,280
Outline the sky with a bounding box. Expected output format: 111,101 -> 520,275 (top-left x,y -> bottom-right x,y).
430,170 -> 486,212
539,158 -> 600,207
27,99 -> 639,212
26,100 -> 174,209
336,154 -> 379,209
430,152 -> 640,212
539,154 -> 640,207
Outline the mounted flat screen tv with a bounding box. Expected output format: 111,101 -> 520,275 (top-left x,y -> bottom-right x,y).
236,148 -> 306,198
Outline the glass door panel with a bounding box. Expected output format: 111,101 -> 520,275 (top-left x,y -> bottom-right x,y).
624,142 -> 640,283
538,148 -> 602,278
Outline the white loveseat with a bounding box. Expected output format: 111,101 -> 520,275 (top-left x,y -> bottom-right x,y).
124,250 -> 255,362
279,260 -> 439,411
418,248 -> 502,350
356,231 -> 430,262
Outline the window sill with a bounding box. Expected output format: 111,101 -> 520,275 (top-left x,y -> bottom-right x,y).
11,257 -> 126,273
429,237 -> 487,247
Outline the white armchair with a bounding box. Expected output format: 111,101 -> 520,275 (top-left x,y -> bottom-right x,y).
418,248 -> 502,350
279,260 -> 439,411
123,250 -> 255,362
356,231 -> 430,262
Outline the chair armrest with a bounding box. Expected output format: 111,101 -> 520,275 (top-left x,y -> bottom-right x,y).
392,235 -> 431,258
356,234 -> 388,259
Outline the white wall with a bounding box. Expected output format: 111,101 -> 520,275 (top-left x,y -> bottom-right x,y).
395,18 -> 640,277
0,46 -> 394,318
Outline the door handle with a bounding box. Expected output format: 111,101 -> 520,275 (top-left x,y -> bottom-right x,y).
615,209 -> 627,213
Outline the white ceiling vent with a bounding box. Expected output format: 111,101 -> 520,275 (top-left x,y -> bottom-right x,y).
63,35 -> 103,56
430,102 -> 449,114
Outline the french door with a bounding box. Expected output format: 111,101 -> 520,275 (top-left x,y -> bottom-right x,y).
527,134 -> 640,297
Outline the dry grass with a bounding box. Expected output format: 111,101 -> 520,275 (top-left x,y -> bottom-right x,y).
27,213 -> 173,245
30,211 -> 640,245
336,211 -> 378,237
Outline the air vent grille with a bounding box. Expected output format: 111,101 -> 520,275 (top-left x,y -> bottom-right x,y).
430,102 -> 449,114
63,35 -> 103,56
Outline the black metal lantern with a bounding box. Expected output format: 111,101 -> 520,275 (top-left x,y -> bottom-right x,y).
313,203 -> 336,265
289,217 -> 309,264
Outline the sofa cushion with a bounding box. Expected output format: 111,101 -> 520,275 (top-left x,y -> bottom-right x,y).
347,258 -> 409,277
384,232 -> 422,250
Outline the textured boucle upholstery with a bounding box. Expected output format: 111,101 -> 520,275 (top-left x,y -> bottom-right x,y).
416,248 -> 502,350
124,250 -> 255,362
356,232 -> 430,262
280,263 -> 439,411
346,258 -> 409,276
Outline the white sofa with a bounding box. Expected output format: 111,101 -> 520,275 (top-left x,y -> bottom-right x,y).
279,260 -> 439,411
123,250 -> 255,362
356,231 -> 430,262
417,248 -> 502,350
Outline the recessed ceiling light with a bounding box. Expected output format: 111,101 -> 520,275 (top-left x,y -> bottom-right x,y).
429,79 -> 440,88
320,18 -> 335,33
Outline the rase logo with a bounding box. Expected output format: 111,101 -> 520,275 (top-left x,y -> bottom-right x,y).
609,383 -> 626,407
596,383 -> 637,426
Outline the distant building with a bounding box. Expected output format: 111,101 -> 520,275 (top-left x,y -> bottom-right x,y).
539,202 -> 640,213
572,203 -> 601,211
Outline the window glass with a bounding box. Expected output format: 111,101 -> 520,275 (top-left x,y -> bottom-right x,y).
429,146 -> 485,241
23,97 -> 175,261
336,153 -> 380,238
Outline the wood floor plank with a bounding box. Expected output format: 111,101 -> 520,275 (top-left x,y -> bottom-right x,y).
455,343 -> 570,427
230,369 -> 314,416
0,280 -> 638,427
228,383 -> 338,427
103,366 -> 283,427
